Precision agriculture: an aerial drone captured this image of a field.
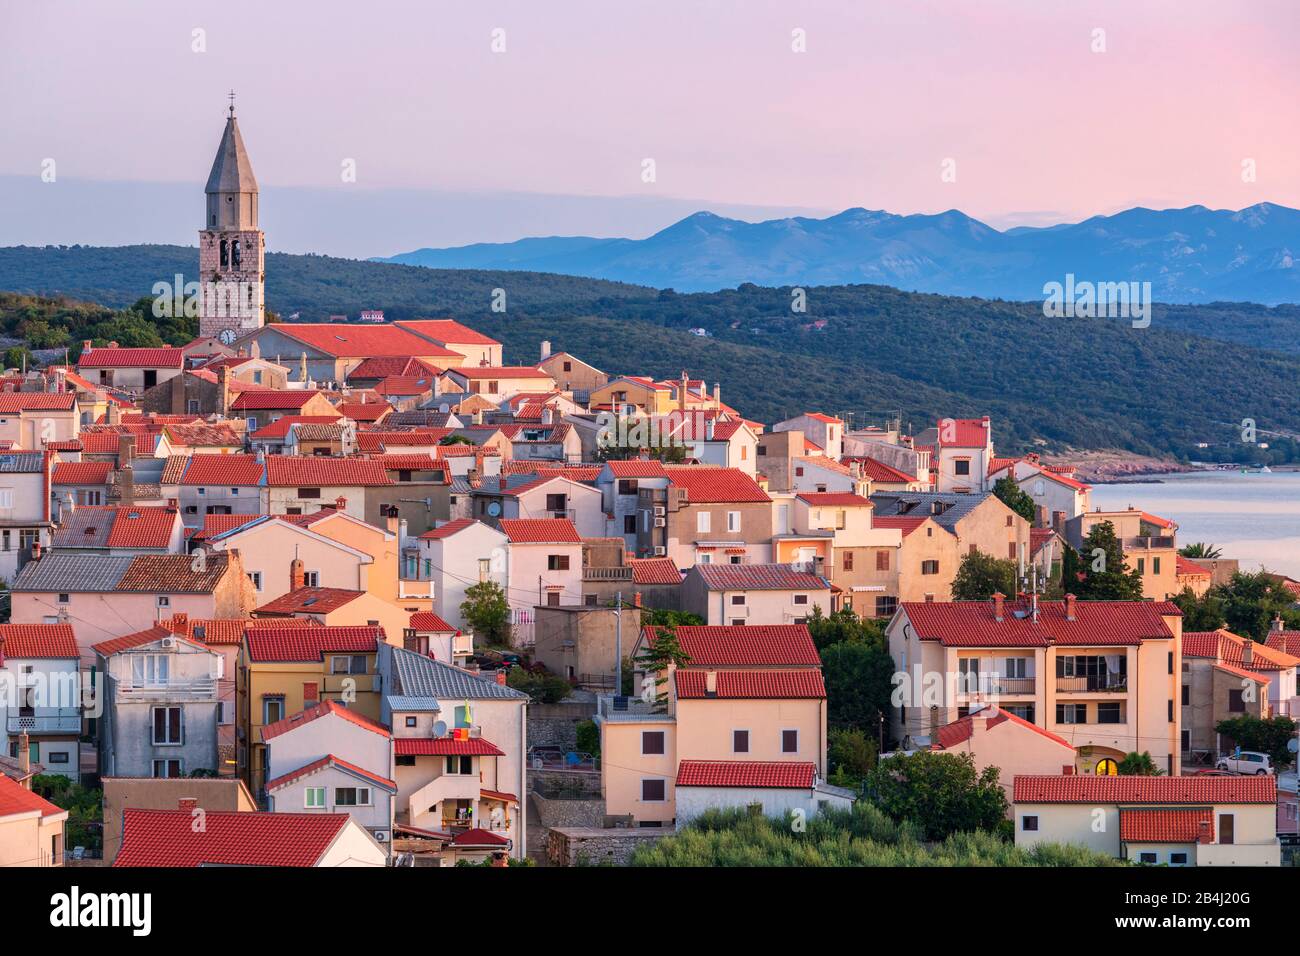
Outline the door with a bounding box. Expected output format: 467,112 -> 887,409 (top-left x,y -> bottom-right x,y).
1218,813 -> 1234,845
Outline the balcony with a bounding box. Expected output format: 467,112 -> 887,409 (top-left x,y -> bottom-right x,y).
1123,536 -> 1175,550
1056,676 -> 1128,694
987,677 -> 1036,696
583,566 -> 633,582
406,773 -> 483,816
7,711 -> 81,734
117,678 -> 217,701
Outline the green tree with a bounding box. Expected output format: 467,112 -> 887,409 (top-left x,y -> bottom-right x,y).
1179,542 -> 1222,559
1069,521 -> 1144,600
1170,587 -> 1226,632
821,639 -> 895,733
951,550 -> 1018,601
637,607 -> 704,628
827,727 -> 877,787
1213,571 -> 1300,641
1117,751 -> 1162,776
803,605 -> 884,653
576,719 -> 600,757
633,625 -> 691,712
507,668 -> 572,704
865,751 -> 1008,842
460,580 -> 511,646
992,475 -> 1035,522
1214,715 -> 1297,767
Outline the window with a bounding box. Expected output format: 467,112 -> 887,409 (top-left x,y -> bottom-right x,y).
1138,852 -> 1158,864
156,595 -> 170,608
843,551 -> 854,571
303,570 -> 320,587
1168,699 -> 1174,722
781,729 -> 798,754
732,729 -> 750,754
1169,852 -> 1188,866
334,787 -> 371,807
445,755 -> 473,775
547,554 -> 570,571
793,594 -> 809,606
697,511 -> 711,533
0,489 -> 15,510
954,459 -> 970,476
1181,729 -> 1190,751
1181,684 -> 1190,705
1021,815 -> 1039,832
624,515 -> 637,533
331,655 -> 368,675
730,594 -> 745,606
1007,543 -> 1017,560
57,593 -> 70,605
642,731 -> 665,755
1228,689 -> 1245,712
1056,703 -> 1087,724
921,560 -> 939,575
152,759 -> 183,778
1005,515 -> 1014,527
187,400 -> 201,415
731,619 -> 745,626
305,787 -> 326,809
405,716 -> 417,727
246,418 -> 258,432
641,778 -> 666,802
248,571 -> 263,592
726,511 -> 740,532
396,755 -> 416,767
875,596 -> 897,618
1004,657 -> 1028,678
151,706 -> 182,745
1136,558 -> 1145,575
298,487 -> 321,499
48,751 -> 70,764
876,550 -> 890,572
1168,651 -> 1174,675
263,696 -> 285,724
1098,702 -> 1122,724
617,479 -> 638,496
217,701 -> 232,725
1153,557 -> 1161,575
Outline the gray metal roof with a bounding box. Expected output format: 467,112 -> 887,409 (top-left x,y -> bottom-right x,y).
869,491 -> 992,534
11,553 -> 134,592
0,452 -> 44,473
205,114 -> 258,194
389,645 -> 528,701
385,695 -> 442,713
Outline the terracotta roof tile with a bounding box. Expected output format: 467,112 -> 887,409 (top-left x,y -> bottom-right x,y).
78,347 -> 184,369
1012,774 -> 1277,804
257,587 -> 365,615
261,699 -> 391,743
498,518 -> 581,544
265,754 -> 396,793
113,809 -> 351,867
676,669 -> 826,699
51,461 -> 113,485
1120,808 -> 1214,843
409,612 -> 457,632
628,557 -> 682,586
245,625 -> 382,663
932,707 -> 1074,752
393,737 -> 504,756
644,624 -> 820,666
230,390 -> 324,411
0,623 -> 78,659
676,760 -> 816,789
264,457 -> 391,487
901,600 -> 1176,648
394,319 -> 502,347
418,518 -> 478,540
665,465 -> 769,503
273,323 -> 460,359
0,773 -> 66,819
179,454 -> 266,486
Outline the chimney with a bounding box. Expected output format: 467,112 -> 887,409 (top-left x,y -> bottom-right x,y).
63,491 -> 75,516
335,496 -> 347,511
118,433 -> 136,465
17,731 -> 30,777
494,670 -> 507,686
167,497 -> 178,510
1052,510 -> 1065,532
542,406 -> 553,425
1064,593 -> 1076,622
120,463 -> 135,507
290,557 -> 305,591
1062,764 -> 1075,775
633,591 -> 643,608
992,591 -> 1005,622
217,365 -> 232,417
1242,640 -> 1253,667
178,798 -> 198,813
168,612 -> 189,634
1198,819 -> 1212,845
705,669 -> 718,697
386,512 -> 401,536
1272,615 -> 1285,634
82,340 -> 92,355
540,340 -> 551,361
30,541 -> 42,562
472,409 -> 483,426
705,417 -> 715,441
678,370 -> 689,413
712,382 -> 721,406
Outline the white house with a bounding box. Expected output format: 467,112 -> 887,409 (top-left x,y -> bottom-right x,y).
414,519 -> 510,634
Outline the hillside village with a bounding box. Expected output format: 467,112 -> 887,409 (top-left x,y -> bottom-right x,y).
0,107 -> 1297,871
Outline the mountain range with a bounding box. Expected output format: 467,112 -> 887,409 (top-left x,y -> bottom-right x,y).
378,202 -> 1300,304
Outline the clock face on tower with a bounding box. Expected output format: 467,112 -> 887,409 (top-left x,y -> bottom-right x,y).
217,328 -> 238,345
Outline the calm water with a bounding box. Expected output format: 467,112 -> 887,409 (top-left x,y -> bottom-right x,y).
1090,470 -> 1300,579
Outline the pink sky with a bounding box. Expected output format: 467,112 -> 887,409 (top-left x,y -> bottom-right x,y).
2,0 -> 1297,242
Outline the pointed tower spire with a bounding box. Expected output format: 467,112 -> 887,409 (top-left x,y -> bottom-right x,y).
205,97 -> 259,231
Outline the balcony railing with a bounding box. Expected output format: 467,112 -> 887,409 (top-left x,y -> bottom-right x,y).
1123,536 -> 1175,550
988,677 -> 1036,695
117,678 -> 217,700
583,566 -> 633,582
1056,676 -> 1128,694
7,712 -> 82,734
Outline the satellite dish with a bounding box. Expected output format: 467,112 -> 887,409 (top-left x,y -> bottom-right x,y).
1288,738 -> 1298,754
439,404 -> 450,414
487,501 -> 502,517
432,720 -> 448,738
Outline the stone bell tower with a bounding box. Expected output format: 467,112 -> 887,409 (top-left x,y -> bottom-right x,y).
199,94 -> 265,341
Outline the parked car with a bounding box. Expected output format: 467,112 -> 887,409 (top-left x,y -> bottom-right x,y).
1216,751 -> 1274,775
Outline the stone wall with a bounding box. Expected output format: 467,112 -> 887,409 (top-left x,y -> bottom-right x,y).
527,698 -> 597,751
531,793 -> 607,830
545,826 -> 669,867
528,767 -> 602,798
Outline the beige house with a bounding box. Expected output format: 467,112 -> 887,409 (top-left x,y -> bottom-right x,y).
0,772 -> 67,866
681,562 -> 832,626
1013,775 -> 1281,866
101,775 -> 256,861
0,393 -> 81,449
1064,508 -> 1179,600
598,624 -> 851,826
394,319 -> 503,367
537,344 -> 607,397
931,706 -> 1076,801
636,465 -> 774,566
887,594 -> 1184,776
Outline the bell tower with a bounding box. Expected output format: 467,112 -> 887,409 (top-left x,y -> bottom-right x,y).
199,93 -> 265,342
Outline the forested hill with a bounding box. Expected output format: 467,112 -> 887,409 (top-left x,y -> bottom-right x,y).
3,243 -> 1300,463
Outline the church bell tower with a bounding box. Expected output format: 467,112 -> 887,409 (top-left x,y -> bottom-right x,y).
199,94 -> 265,341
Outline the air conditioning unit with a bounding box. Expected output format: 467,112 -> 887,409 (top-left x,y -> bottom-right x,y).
373,830 -> 390,843
653,546 -> 666,556
160,637 -> 176,649
653,517 -> 666,527
653,505 -> 666,517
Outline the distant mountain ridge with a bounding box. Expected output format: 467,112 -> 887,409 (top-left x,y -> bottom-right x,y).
378,202 -> 1300,304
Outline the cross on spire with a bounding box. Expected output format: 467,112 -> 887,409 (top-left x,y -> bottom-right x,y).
228,90 -> 236,118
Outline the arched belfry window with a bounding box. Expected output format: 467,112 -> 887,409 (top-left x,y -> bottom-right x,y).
220,239 -> 229,268
231,239 -> 241,270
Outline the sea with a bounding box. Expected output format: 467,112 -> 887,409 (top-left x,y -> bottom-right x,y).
1089,470 -> 1300,580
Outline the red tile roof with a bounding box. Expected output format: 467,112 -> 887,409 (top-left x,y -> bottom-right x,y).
796,492 -> 872,507
0,623 -> 78,659
1183,629 -> 1300,670
245,625 -> 382,663
230,390 -> 324,411
395,319 -> 502,347
871,516 -> 928,538
189,514 -> 261,541
0,773 -> 67,819
932,707 -> 1074,752
676,669 -> 826,699
347,356 -> 446,380
693,563 -> 829,591
273,323 -> 461,358
0,392 -> 78,412
92,625 -> 207,658
605,459 -> 670,478
257,587 -> 365,616
665,465 -> 769,503
374,375 -> 436,397
179,454 -> 266,486
900,600 -> 1176,648
1176,555 -> 1212,578
676,760 -> 816,789
449,366 -> 552,381
264,457 -> 392,487
104,506 -> 180,549
113,553 -> 235,594
644,624 -> 820,666
1012,774 -> 1277,804
168,616 -> 319,646
78,347 -> 184,369
409,612 -> 457,633
802,412 -> 842,425
937,417 -> 991,447
113,809 -> 352,867
628,557 -> 682,586
51,461 -> 113,485
1214,661 -> 1271,684
393,737 -> 504,756
250,415 -> 342,440
1120,808 -> 1214,843
846,457 -> 918,484
1265,630 -> 1300,658
498,518 -> 581,544
336,402 -> 391,422
418,518 -> 479,540
265,754 -> 396,793
449,827 -> 509,847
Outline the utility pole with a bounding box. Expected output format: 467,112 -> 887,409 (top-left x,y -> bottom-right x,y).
615,591 -> 622,698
